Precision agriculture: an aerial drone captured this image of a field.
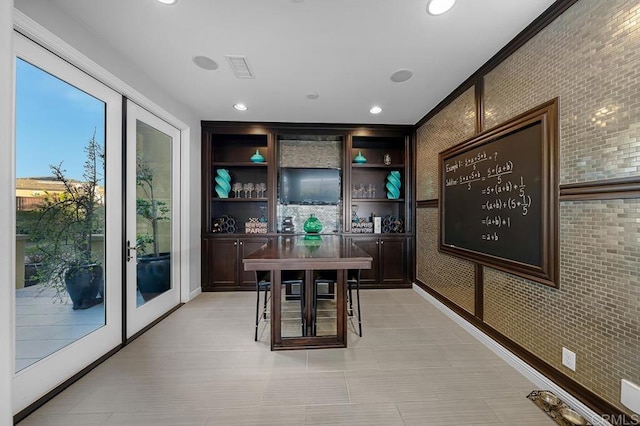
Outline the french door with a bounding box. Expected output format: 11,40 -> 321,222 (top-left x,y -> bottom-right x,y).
13,34 -> 182,414
125,100 -> 181,338
13,33 -> 123,413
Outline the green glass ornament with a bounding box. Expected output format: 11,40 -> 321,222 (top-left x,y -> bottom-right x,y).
303,214 -> 323,233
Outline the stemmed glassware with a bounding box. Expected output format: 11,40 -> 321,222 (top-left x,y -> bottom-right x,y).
231,182 -> 265,198
232,182 -> 242,198
256,183 -> 266,198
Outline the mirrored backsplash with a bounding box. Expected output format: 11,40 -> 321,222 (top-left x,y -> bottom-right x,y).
277,136 -> 343,234
277,203 -> 343,234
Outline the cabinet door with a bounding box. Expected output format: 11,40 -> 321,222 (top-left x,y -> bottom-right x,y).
380,238 -> 407,284
239,237 -> 271,288
208,238 -> 239,289
350,237 -> 380,285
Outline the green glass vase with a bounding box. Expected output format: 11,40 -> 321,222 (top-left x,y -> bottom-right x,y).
303,214 -> 323,234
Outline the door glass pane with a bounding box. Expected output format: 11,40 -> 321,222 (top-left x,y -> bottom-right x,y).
136,120 -> 172,306
15,58 -> 106,372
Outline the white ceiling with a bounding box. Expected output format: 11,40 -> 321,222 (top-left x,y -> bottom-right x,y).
48,0 -> 557,125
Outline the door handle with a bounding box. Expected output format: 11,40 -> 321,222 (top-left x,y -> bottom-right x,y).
126,240 -> 137,262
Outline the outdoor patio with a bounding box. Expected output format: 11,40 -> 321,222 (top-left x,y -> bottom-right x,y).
14,284 -> 144,371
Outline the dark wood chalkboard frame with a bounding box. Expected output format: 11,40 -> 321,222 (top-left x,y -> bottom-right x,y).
438,98 -> 559,288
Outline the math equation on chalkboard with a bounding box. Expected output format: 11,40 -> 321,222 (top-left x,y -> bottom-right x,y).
440,122 -> 543,267
438,98 -> 559,287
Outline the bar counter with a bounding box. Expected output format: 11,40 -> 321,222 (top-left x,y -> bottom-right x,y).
243,235 -> 372,350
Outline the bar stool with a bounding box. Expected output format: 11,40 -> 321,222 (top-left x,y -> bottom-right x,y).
313,269 -> 362,337
254,270 -> 305,341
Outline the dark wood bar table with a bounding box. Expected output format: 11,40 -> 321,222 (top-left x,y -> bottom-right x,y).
243,235 -> 372,350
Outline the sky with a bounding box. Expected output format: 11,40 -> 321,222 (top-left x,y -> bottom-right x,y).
15,58 -> 106,182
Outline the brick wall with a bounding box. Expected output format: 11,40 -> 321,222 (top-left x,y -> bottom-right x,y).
416,0 -> 640,415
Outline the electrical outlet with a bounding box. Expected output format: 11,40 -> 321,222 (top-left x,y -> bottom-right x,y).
562,347 -> 576,371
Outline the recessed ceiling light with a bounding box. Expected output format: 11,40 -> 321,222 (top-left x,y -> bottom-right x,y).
370,106 -> 383,114
390,69 -> 414,83
157,0 -> 177,5
192,56 -> 219,70
306,92 -> 319,100
426,0 -> 455,15
233,103 -> 248,111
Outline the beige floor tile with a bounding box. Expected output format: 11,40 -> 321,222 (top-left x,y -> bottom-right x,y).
19,413 -> 111,426
346,369 -> 438,404
437,342 -> 509,367
21,289 -> 566,426
205,406 -> 305,426
372,344 -> 451,370
261,371 -> 349,406
484,395 -> 556,424
104,410 -> 210,425
397,399 -> 502,426
306,347 -> 377,372
362,314 -> 420,329
304,403 -> 404,425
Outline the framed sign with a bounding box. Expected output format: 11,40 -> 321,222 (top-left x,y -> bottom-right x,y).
439,98 -> 559,287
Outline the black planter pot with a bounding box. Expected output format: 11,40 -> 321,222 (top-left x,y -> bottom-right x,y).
137,253 -> 171,302
64,264 -> 104,310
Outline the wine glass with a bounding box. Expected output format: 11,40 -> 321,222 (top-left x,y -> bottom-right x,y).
232,182 -> 242,198
258,183 -> 266,198
246,183 -> 255,198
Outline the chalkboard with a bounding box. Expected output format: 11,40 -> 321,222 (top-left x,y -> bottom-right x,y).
439,99 -> 559,287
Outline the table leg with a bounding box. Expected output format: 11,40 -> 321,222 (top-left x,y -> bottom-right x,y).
271,269 -> 281,351
337,269 -> 347,344
303,269 -> 314,336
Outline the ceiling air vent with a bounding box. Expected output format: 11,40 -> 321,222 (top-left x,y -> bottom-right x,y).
225,55 -> 254,79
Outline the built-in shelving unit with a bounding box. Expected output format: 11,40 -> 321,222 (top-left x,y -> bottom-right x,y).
201,122 -> 414,291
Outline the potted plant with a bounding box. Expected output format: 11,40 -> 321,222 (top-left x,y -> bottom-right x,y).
32,132 -> 104,309
135,154 -> 171,301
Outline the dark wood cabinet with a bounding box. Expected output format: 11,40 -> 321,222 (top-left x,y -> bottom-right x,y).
349,236 -> 409,287
201,122 -> 414,290
379,237 -> 408,284
202,236 -> 271,291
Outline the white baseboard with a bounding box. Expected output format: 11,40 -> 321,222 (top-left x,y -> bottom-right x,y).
412,284 -> 612,426
187,287 -> 202,302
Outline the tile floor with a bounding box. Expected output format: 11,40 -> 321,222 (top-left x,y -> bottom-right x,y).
19,289 -> 555,425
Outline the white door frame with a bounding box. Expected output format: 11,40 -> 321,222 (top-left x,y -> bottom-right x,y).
13,10 -> 193,307
125,100 -> 182,338
10,10 -> 195,417
12,32 -> 123,414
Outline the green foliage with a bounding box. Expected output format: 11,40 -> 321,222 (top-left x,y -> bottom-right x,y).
31,130 -> 104,301
135,233 -> 154,257
16,210 -> 45,237
136,154 -> 169,256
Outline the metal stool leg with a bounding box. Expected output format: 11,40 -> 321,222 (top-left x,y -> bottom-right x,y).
255,272 -> 271,342
347,278 -> 354,316
354,270 -> 362,337
263,284 -> 269,319
254,274 -> 261,341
